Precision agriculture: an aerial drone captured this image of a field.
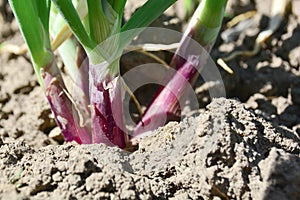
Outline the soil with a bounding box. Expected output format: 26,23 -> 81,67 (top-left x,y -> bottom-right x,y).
0,0 -> 300,199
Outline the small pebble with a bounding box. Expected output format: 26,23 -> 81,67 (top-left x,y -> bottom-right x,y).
49,127 -> 64,143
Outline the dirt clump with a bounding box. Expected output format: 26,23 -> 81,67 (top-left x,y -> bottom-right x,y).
0,98 -> 299,199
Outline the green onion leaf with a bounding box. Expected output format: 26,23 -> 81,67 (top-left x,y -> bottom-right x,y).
87,0 -> 117,44
9,0 -> 53,87
198,0 -> 228,28
111,0 -> 127,24
120,0 -> 176,48
35,0 -> 51,38
121,0 -> 176,31
51,0 -> 95,51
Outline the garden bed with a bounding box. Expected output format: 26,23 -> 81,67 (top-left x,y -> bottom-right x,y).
0,0 -> 299,199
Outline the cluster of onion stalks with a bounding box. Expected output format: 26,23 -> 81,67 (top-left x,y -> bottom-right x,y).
7,0 -> 228,150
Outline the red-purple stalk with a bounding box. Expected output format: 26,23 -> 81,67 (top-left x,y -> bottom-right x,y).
132,55 -> 201,138
132,0 -> 228,139
89,63 -> 128,148
42,61 -> 92,144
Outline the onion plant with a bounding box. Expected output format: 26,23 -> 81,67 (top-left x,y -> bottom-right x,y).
9,0 -> 228,149
9,0 -> 175,148
184,0 -> 199,20
132,0 -> 228,139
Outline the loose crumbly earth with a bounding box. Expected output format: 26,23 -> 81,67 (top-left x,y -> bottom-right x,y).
0,98 -> 299,199
0,0 -> 300,199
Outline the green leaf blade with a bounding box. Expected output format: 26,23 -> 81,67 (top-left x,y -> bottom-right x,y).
9,0 -> 54,87
120,0 -> 176,48
36,0 -> 51,35
51,0 -> 95,51
121,0 -> 176,32
87,0 -> 111,43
